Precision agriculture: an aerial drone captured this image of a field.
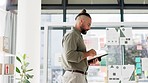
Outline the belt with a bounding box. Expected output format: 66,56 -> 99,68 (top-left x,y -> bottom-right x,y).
67,70 -> 87,75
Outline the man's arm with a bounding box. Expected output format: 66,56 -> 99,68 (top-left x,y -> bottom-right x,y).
63,33 -> 86,63
82,49 -> 96,60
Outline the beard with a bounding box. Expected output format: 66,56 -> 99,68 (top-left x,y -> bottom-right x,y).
80,25 -> 87,35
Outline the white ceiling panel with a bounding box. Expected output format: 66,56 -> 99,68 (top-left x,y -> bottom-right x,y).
68,0 -> 92,4
68,0 -> 118,4
124,0 -> 148,4
11,0 -> 148,5
124,9 -> 148,14
42,0 -> 62,4
67,9 -> 120,14
42,10 -> 63,14
146,0 -> 148,4
41,9 -> 148,14
41,9 -> 120,14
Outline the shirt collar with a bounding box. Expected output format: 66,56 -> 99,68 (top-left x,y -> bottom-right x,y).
72,27 -> 81,35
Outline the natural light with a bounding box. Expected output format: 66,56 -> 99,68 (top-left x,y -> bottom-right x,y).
0,0 -> 6,6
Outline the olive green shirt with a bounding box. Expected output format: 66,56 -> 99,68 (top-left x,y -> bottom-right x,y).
61,27 -> 88,72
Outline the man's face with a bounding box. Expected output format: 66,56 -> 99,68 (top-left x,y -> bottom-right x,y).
80,17 -> 91,35
80,24 -> 87,34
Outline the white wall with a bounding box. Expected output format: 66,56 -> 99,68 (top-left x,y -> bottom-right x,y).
0,9 -> 6,36
16,0 -> 41,83
0,0 -> 6,36
0,8 -> 5,83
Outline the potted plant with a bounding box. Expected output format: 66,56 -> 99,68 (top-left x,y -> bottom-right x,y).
16,54 -> 34,83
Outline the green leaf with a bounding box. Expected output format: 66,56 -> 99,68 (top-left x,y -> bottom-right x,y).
24,79 -> 30,83
23,69 -> 26,73
16,56 -> 22,64
26,69 -> 33,72
25,62 -> 29,67
21,65 -> 25,70
16,67 -> 21,73
18,81 -> 21,83
29,75 -> 34,78
16,54 -> 34,82
26,74 -> 29,79
23,54 -> 26,60
26,74 -> 34,79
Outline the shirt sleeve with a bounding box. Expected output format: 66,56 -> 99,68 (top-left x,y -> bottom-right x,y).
63,33 -> 85,63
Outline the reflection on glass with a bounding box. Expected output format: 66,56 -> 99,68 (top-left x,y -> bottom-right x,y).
48,29 -> 63,83
83,29 -> 108,83
43,27 -> 148,83
125,30 -> 148,81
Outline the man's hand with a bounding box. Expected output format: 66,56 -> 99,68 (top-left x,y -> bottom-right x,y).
87,49 -> 96,57
83,49 -> 96,60
89,58 -> 99,65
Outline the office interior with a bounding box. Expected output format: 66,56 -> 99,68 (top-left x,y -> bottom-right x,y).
0,0 -> 148,83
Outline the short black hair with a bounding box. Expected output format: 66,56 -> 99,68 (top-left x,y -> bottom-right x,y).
75,9 -> 91,20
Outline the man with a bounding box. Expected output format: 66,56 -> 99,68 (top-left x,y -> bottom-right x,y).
61,9 -> 98,83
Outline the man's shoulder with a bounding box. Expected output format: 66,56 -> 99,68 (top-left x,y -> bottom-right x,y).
64,30 -> 78,37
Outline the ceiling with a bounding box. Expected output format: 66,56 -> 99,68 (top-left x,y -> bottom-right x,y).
7,0 -> 148,13
10,0 -> 148,4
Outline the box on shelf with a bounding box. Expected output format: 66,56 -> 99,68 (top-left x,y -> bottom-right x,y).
4,64 -> 14,75
3,36 -> 9,53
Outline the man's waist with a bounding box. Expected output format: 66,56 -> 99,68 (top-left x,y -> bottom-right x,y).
66,70 -> 87,75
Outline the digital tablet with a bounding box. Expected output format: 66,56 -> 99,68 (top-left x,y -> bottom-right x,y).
88,53 -> 108,64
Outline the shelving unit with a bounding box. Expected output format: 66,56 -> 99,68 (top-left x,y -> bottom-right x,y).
0,36 -> 15,83
0,52 -> 15,83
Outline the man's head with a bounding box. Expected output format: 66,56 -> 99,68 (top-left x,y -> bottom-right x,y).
75,9 -> 92,35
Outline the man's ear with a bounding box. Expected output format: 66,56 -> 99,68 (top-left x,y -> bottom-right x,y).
79,19 -> 83,25
81,19 -> 85,24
